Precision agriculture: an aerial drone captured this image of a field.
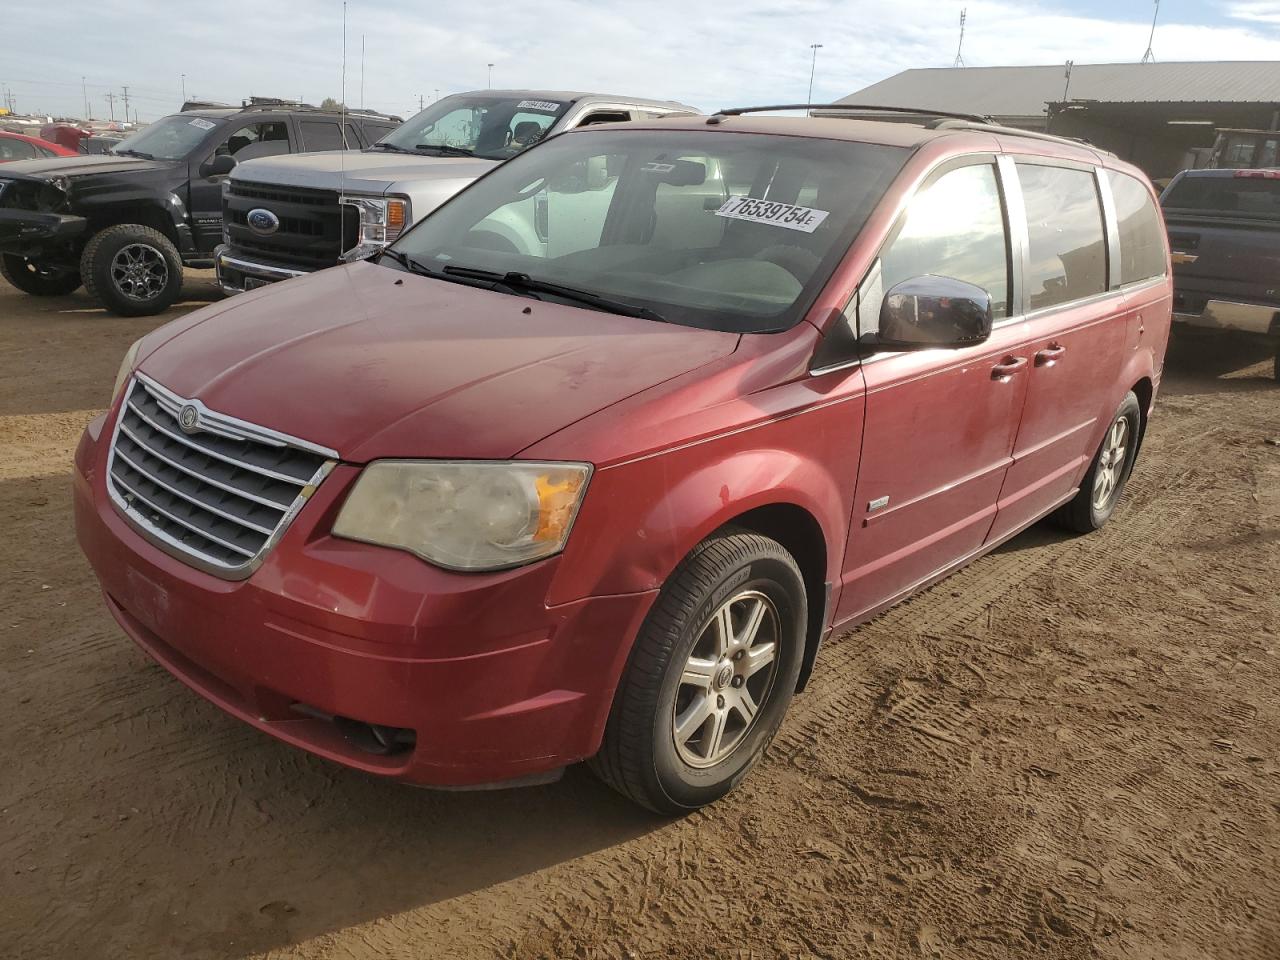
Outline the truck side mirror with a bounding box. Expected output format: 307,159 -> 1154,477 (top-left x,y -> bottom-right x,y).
878,275 -> 993,350
201,154 -> 237,178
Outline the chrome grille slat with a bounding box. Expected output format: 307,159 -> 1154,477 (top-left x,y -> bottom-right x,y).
112,447 -> 276,536
111,472 -> 258,558
125,398 -> 306,484
117,421 -> 296,510
106,376 -> 337,580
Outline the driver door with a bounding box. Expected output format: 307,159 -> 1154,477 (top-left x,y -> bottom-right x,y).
835,158 -> 1030,622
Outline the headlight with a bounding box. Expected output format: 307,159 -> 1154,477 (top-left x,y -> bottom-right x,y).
112,338 -> 143,402
333,460 -> 592,571
339,195 -> 410,261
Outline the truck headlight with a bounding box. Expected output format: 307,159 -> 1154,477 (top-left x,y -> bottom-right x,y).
339,195 -> 410,261
112,338 -> 143,402
332,460 -> 592,571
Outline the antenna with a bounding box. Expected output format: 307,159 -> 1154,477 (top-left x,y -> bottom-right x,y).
360,34 -> 365,110
1142,0 -> 1159,63
806,44 -> 823,117
340,2 -> 349,171
953,8 -> 967,68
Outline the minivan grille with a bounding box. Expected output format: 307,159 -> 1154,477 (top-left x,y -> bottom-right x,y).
106,376 -> 336,579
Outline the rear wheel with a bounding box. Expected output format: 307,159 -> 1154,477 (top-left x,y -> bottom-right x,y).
1055,391 -> 1142,533
0,254 -> 81,296
80,224 -> 183,317
590,529 -> 806,814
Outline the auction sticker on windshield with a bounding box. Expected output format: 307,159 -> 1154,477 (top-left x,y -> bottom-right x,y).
517,100 -> 561,113
188,118 -> 217,130
715,196 -> 829,233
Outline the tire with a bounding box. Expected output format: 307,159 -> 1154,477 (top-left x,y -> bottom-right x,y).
0,253 -> 81,296
80,224 -> 183,317
1054,391 -> 1142,534
590,529 -> 807,814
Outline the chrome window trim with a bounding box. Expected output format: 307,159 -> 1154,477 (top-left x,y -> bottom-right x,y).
105,373 -> 338,581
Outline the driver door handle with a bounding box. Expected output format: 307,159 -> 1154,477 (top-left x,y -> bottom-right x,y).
991,356 -> 1028,381
1034,343 -> 1067,367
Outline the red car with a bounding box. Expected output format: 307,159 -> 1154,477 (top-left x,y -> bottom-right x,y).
0,130 -> 75,162
74,109 -> 1172,812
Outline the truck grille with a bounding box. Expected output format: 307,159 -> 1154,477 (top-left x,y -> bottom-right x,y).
106,375 -> 337,579
223,180 -> 357,270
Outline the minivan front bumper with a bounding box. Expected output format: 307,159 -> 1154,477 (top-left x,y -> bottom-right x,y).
73,411 -> 656,788
213,245 -> 310,295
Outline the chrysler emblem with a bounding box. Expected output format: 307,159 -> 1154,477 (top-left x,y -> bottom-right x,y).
178,404 -> 200,433
246,207 -> 280,236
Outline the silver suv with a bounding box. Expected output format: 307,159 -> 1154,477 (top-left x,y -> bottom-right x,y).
214,90 -> 699,293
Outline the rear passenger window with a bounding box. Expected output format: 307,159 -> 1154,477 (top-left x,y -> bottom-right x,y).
873,163 -> 1010,322
1017,164 -> 1107,310
299,120 -> 350,151
1107,171 -> 1166,285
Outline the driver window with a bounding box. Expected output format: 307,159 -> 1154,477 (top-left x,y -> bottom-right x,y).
215,121 -> 291,160
861,163 -> 1009,335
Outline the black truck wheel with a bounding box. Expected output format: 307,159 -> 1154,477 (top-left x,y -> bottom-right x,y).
80,224 -> 183,317
0,254 -> 82,296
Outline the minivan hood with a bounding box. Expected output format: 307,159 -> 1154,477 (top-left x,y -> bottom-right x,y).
136,261 -> 739,462
231,150 -> 497,194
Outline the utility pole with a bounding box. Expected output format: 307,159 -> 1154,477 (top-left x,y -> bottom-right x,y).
806,44 -> 823,115
181,74 -> 186,102
418,93 -> 425,111
104,91 -> 117,121
1142,0 -> 1160,63
82,76 -> 91,119
953,8 -> 967,67
121,86 -> 131,124
487,63 -> 494,89
435,88 -> 440,102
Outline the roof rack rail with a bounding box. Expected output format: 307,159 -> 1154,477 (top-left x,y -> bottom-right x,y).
234,99 -> 401,122
181,100 -> 232,112
707,103 -> 993,124
925,118 -> 1114,154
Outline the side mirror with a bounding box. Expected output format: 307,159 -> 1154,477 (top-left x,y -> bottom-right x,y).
878,275 -> 993,350
201,154 -> 237,178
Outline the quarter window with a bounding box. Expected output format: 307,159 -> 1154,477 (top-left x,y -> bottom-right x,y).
1106,171 -> 1166,285
867,162 -> 1010,330
1017,163 -> 1107,310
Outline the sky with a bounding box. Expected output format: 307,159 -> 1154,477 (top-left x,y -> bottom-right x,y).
3,0 -> 1279,123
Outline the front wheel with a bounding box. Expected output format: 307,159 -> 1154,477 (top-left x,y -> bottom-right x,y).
0,254 -> 82,296
590,530 -> 806,814
80,224 -> 183,317
1055,391 -> 1142,533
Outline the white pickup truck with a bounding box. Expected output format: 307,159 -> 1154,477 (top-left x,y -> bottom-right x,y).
214,90 -> 699,293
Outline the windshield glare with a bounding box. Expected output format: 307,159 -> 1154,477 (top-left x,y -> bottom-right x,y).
378,95 -> 570,160
113,114 -> 221,160
388,129 -> 907,332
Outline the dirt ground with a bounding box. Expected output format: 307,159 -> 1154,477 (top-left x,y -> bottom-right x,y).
1,271 -> 1277,960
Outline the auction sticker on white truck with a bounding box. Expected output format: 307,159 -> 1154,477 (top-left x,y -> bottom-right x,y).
517,100 -> 562,113
715,196 -> 829,233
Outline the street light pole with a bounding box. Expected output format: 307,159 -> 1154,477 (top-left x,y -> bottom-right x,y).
181,73 -> 186,102
487,63 -> 494,89
807,43 -> 823,115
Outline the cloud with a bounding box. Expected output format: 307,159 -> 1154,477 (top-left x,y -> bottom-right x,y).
5,0 -> 1279,122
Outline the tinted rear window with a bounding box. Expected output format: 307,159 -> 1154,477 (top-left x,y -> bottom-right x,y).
1017,163 -> 1107,310
1162,175 -> 1280,219
1107,170 -> 1166,285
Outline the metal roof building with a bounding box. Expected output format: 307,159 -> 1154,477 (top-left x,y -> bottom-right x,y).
836,61 -> 1280,178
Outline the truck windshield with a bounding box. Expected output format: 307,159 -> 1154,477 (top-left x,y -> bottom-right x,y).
112,114 -> 223,161
375,95 -> 571,161
387,128 -> 907,333
1163,174 -> 1280,219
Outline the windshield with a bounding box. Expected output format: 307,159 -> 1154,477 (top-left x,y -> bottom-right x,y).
112,114 -> 223,161
387,128 -> 908,332
377,95 -> 571,161
1163,173 -> 1280,220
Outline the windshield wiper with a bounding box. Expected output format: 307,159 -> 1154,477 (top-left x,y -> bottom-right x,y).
414,144 -> 476,158
113,148 -> 154,160
442,266 -> 666,322
369,142 -> 414,154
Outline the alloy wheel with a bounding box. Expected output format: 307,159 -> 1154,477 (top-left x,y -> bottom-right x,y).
110,243 -> 169,302
1092,415 -> 1130,511
672,589 -> 780,768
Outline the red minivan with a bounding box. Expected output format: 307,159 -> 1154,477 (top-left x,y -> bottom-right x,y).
74,109 -> 1172,813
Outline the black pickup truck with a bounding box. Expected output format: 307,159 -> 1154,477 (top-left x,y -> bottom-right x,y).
0,103 -> 398,316
1162,168 -> 1280,381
